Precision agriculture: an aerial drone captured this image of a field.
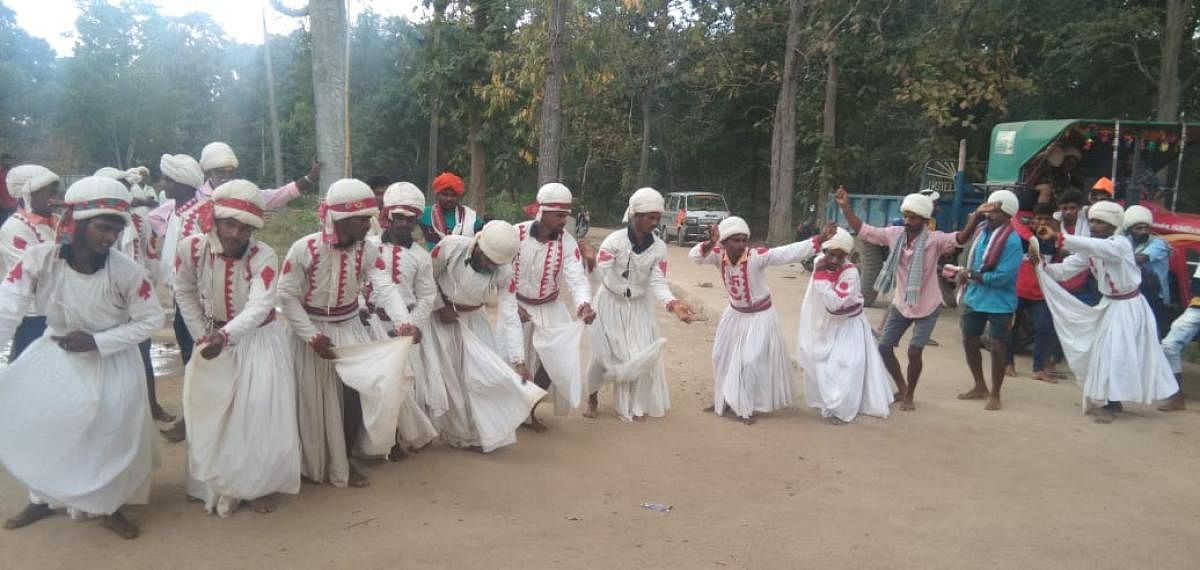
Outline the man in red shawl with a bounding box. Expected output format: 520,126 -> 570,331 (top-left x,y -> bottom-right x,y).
419,172 -> 484,250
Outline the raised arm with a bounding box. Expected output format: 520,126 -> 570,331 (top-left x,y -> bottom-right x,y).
833,186 -> 864,233
1061,233 -> 1131,263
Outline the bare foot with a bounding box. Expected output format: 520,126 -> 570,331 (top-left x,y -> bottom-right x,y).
741,416 -> 757,425
957,387 -> 989,400
632,415 -> 647,422
524,416 -> 548,433
161,419 -> 186,443
249,496 -> 276,514
1031,371 -> 1058,384
1158,393 -> 1186,412
1005,365 -> 1018,378
899,398 -> 916,411
387,445 -> 408,462
825,416 -> 846,425
100,511 -> 139,539
984,397 -> 1002,411
582,394 -> 598,419
348,467 -> 370,488
926,338 -> 940,347
4,503 -> 53,530
151,405 -> 176,423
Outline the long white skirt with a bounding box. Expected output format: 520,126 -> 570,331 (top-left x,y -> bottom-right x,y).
1038,274 -> 1179,405
426,311 -> 546,452
289,317 -> 373,487
586,289 -> 669,421
501,301 -> 584,416
0,337 -> 154,515
796,310 -> 893,422
711,306 -> 794,418
365,316 -> 439,451
184,319 -> 300,516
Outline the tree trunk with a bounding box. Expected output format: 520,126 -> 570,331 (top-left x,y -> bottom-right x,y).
537,0 -> 567,185
426,0 -> 448,200
767,0 -> 805,245
262,13 -> 285,187
817,54 -> 838,223
309,0 -> 348,196
468,107 -> 487,213
1156,0 -> 1191,121
637,92 -> 652,187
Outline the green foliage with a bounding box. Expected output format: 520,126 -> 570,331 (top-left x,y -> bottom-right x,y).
0,0 -> 1196,231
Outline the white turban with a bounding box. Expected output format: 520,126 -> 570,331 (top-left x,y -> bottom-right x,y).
382,182 -> 425,217
536,182 -> 573,220
717,216 -> 750,242
60,177 -> 132,243
899,193 -> 934,219
320,178 -> 379,244
919,188 -> 941,203
212,180 -> 266,229
93,167 -> 129,181
1088,200 -> 1124,229
1123,205 -> 1153,229
200,141 -> 239,171
989,189 -> 1019,216
822,227 -> 855,254
159,153 -> 205,189
475,220 -> 520,265
622,187 -> 665,223
5,164 -> 59,202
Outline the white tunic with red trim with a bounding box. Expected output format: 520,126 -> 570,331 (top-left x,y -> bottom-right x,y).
689,240 -> 820,418
361,237 -> 442,450
173,234 -> 300,514
587,229 -> 676,420
1039,234 -> 1178,405
276,232 -> 409,486
796,258 -> 893,422
156,196 -> 210,287
0,243 -> 161,514
426,235 -> 541,452
0,210 -> 57,317
505,221 -> 592,415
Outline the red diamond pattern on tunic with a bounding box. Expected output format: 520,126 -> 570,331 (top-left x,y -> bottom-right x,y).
138,278 -> 153,300
597,249 -> 613,263
261,265 -> 276,289
12,236 -> 26,250
5,261 -> 23,283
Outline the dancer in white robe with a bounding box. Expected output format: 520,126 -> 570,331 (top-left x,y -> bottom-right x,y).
689,217 -> 831,423
277,179 -> 415,487
585,188 -> 696,421
796,228 -> 894,423
0,176 -> 160,539
504,182 -> 595,429
174,180 -> 301,516
0,165 -> 59,362
196,141 -> 318,205
1033,200 -> 1180,423
426,221 -> 546,451
363,181 -> 442,457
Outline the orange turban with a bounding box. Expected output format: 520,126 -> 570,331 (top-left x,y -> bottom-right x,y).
432,172 -> 465,195
1092,176 -> 1114,195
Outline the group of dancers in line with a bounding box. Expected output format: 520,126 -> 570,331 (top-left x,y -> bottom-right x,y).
0,144 -> 1187,540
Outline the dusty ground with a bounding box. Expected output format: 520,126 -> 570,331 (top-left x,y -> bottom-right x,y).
2,230 -> 1199,569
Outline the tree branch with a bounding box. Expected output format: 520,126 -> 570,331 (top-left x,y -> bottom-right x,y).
1130,40 -> 1157,82
270,0 -> 309,18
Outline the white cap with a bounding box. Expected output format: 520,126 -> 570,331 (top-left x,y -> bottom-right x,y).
200,141 -> 239,171
717,216 -> 750,242
475,220 -> 520,265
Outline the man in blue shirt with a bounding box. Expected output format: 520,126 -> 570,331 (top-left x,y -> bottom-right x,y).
956,190 -> 1023,411
1123,205 -> 1171,337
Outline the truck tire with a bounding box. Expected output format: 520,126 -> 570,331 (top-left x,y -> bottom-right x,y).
854,238 -> 885,307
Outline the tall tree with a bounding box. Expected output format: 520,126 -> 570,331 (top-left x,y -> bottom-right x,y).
262,11 -> 286,187
1157,0 -> 1194,120
767,0 -> 805,245
309,0 -> 349,192
537,0 -> 567,185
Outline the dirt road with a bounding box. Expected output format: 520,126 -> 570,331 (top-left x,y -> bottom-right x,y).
2,233 -> 1199,569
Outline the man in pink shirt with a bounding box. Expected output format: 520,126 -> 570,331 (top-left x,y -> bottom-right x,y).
147,142 -> 320,235
834,186 -> 976,410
